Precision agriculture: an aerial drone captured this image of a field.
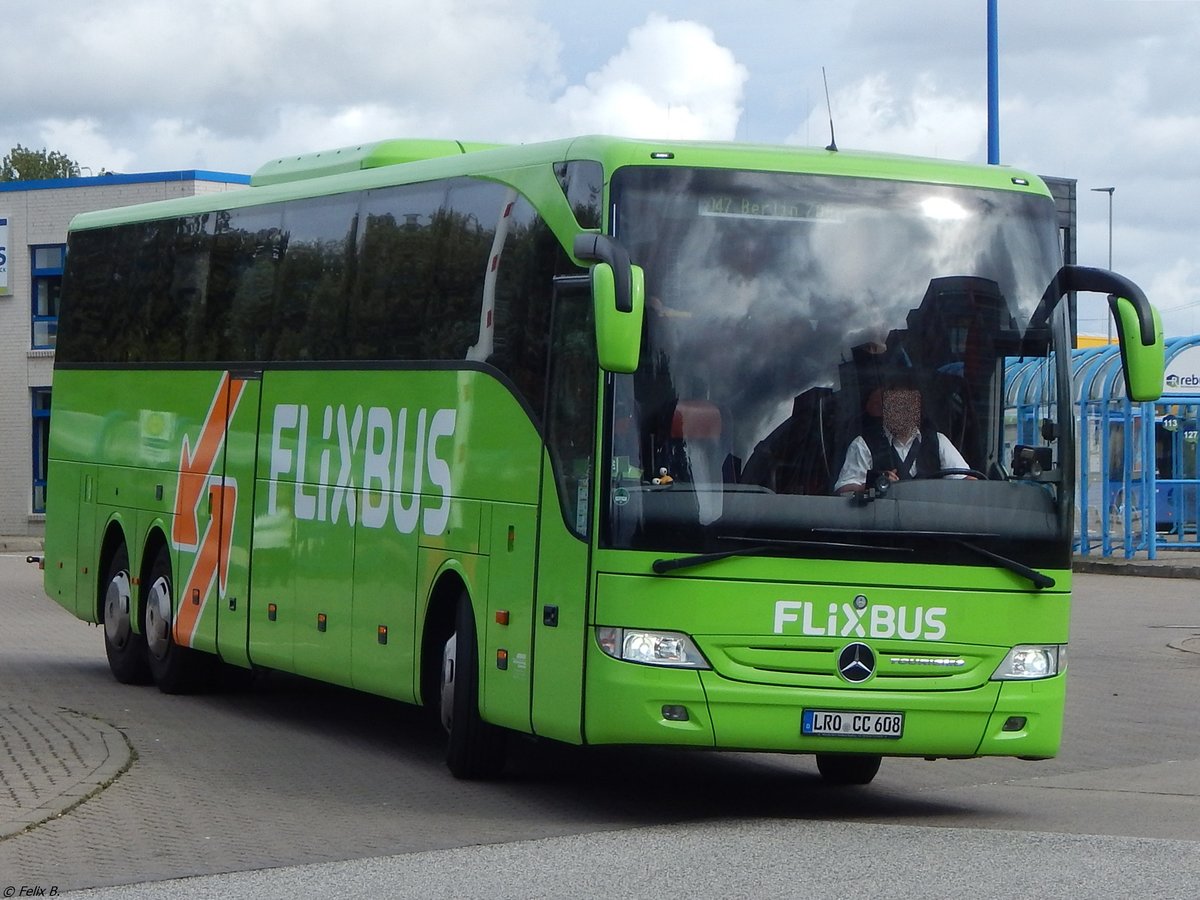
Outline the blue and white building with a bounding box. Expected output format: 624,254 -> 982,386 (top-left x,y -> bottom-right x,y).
0,170 -> 248,540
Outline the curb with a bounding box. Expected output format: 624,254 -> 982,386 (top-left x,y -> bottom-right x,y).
1073,559 -> 1200,579
0,537 -> 44,554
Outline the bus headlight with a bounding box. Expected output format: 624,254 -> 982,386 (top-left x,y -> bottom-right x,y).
990,644 -> 1066,680
595,627 -> 711,669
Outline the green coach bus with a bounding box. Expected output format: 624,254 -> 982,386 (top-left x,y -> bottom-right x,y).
44,136 -> 1163,784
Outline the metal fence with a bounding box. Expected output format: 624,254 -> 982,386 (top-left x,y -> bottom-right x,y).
1005,335 -> 1200,559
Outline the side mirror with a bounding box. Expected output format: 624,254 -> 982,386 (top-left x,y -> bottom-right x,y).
1049,265 -> 1165,402
573,234 -> 645,374
1110,293 -> 1164,402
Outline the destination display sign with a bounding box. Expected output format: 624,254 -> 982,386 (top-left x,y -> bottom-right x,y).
697,194 -> 829,223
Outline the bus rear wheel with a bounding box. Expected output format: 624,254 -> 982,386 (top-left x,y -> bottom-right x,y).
816,753 -> 882,785
441,593 -> 506,779
102,546 -> 151,684
143,545 -> 210,694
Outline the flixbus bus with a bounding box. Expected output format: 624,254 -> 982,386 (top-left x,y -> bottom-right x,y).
44,136 -> 1164,784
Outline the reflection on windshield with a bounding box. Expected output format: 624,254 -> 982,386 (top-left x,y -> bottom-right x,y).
604,166 -> 1070,566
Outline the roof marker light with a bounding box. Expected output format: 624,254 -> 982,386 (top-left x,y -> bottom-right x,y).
650,152 -> 675,160
1011,177 -> 1030,186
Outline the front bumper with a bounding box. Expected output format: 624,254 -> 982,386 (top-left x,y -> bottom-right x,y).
583,639 -> 1065,759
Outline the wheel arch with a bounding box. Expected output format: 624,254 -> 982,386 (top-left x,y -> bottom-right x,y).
96,516 -> 131,623
138,525 -> 171,590
419,565 -> 472,711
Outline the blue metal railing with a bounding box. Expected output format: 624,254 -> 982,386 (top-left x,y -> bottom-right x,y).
1006,335 -> 1200,558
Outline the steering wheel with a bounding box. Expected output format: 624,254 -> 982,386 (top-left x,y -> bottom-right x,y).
926,467 -> 987,480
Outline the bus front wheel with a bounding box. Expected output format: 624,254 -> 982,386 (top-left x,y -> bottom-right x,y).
441,593 -> 506,779
815,753 -> 882,785
102,546 -> 152,684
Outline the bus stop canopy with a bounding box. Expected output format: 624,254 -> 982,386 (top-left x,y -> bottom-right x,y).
1006,335 -> 1200,558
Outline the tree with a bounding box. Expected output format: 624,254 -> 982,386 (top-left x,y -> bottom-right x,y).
0,144 -> 81,181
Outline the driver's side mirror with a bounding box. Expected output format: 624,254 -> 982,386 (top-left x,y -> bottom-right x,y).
573,234 -> 645,374
1050,266 -> 1165,402
1110,293 -> 1164,402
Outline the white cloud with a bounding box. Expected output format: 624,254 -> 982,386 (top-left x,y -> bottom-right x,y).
4,0 -> 1200,336
1137,257 -> 1200,339
788,73 -> 983,159
551,15 -> 748,140
1,0 -> 563,168
35,119 -> 138,175
3,6 -> 747,172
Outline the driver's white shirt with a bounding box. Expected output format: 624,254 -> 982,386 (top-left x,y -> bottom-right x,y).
834,429 -> 970,492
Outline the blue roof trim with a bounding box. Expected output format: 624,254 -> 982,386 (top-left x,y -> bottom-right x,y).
0,170 -> 251,193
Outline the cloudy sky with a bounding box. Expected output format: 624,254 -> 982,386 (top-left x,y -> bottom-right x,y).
4,0 -> 1198,335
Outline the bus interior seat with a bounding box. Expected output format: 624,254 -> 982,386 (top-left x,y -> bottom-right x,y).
740,388 -> 833,494
671,400 -> 733,485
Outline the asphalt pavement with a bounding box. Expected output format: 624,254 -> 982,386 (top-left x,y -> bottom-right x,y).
58,820 -> 1200,899
2,539 -> 1198,847
1,540 -> 1197,898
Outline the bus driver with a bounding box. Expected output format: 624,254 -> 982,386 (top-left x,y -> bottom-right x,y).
834,371 -> 973,494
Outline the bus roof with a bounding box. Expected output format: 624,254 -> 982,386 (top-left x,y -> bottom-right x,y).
249,139 -> 507,186
67,135 -> 1051,233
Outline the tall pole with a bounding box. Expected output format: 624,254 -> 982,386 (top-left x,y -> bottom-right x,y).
1091,186 -> 1115,342
987,0 -> 999,164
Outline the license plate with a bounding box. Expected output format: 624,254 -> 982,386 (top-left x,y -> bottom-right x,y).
802,709 -> 904,738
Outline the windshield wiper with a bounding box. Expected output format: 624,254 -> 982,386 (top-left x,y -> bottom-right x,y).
652,545 -> 771,574
651,533 -> 1053,588
795,528 -> 1056,590
954,540 -> 1056,590
651,536 -> 912,575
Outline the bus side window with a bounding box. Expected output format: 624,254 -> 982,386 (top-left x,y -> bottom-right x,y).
545,282 -> 598,538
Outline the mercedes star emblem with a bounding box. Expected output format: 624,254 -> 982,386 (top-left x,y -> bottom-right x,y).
837,642 -> 876,683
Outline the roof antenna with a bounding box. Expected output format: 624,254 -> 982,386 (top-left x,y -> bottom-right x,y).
822,66 -> 838,152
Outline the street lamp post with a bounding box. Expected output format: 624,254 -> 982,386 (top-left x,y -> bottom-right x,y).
1091,186 -> 1115,343
987,0 -> 1000,165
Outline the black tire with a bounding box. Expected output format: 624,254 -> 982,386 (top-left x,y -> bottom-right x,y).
101,546 -> 152,684
816,753 -> 882,785
442,593 -> 506,779
143,545 -> 212,694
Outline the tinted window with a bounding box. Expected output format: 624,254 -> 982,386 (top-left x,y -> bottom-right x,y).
159,215 -> 215,362
212,205 -> 285,361
60,221 -> 180,363
545,279 -> 598,537
486,196 -> 570,416
554,160 -> 604,229
353,182 -> 448,359
58,174 -> 572,389
58,228 -> 115,363
277,196 -> 359,360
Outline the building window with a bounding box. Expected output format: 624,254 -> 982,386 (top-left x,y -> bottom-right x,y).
32,244 -> 65,349
32,388 -> 51,514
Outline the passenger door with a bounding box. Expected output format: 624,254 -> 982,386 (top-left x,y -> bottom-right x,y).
171,370 -> 258,667
531,278 -> 598,741
214,371 -> 261,668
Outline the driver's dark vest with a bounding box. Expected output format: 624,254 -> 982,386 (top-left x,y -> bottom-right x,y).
861,421 -> 940,479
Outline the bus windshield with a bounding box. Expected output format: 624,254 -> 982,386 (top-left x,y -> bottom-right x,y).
605,166 -> 1071,568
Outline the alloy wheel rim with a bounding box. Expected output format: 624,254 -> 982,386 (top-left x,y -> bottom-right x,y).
145,576 -> 173,660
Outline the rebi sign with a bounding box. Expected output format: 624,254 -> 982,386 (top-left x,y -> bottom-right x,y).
1164,346 -> 1200,395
